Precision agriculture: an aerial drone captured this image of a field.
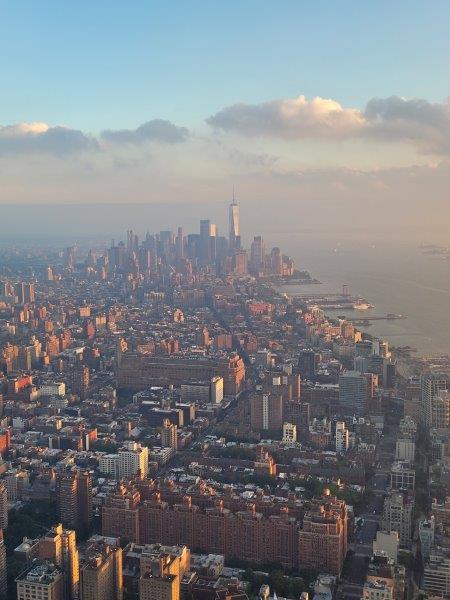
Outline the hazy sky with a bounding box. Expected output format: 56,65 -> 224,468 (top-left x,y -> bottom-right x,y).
1,1 -> 450,236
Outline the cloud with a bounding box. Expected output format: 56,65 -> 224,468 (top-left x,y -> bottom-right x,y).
101,119 -> 189,144
0,117 -> 189,157
208,93 -> 450,155
0,122 -> 98,155
207,95 -> 365,139
364,96 -> 450,154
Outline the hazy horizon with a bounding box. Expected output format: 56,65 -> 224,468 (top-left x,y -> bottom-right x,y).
1,2 -> 450,243
0,202 -> 449,247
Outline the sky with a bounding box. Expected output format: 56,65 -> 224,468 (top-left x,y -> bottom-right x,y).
1,1 -> 450,237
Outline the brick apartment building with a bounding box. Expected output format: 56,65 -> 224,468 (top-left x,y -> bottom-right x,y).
102,480 -> 348,575
117,349 -> 245,396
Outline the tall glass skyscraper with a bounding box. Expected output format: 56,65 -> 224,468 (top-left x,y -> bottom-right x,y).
229,197 -> 240,250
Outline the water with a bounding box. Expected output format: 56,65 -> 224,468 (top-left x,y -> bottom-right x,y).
266,232 -> 450,356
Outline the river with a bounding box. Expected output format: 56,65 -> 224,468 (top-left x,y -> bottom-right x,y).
267,232 -> 450,356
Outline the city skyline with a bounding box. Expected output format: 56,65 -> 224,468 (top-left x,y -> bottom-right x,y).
0,5 -> 449,600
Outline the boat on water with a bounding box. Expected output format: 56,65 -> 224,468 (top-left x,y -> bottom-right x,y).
353,299 -> 374,310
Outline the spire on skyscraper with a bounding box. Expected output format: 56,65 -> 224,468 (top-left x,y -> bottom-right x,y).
229,189 -> 241,251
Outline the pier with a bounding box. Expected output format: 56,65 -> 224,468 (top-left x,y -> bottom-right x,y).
349,314 -> 406,323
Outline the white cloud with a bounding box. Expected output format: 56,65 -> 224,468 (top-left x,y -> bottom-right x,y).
208,94 -> 450,155
364,96 -> 450,154
207,94 -> 365,139
101,119 -> 189,144
0,122 -> 97,155
0,118 -> 189,157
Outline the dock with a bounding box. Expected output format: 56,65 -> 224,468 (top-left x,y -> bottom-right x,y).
350,314 -> 406,323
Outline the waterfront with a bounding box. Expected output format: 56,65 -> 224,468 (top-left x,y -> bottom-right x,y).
271,232 -> 450,356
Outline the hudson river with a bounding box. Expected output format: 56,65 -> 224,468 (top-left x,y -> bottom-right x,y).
271,232 -> 450,356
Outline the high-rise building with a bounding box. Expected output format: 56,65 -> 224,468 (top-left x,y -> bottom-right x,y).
138,493 -> 299,569
229,197 -> 240,251
175,227 -> 184,260
99,442 -> 149,479
231,249 -> 247,275
419,517 -> 435,560
38,524 -> 79,600
335,421 -> 349,453
0,530 -> 6,598
282,422 -> 297,443
270,247 -> 283,275
63,246 -> 76,270
118,442 -> 149,478
56,470 -> 92,534
250,236 -> 265,274
339,371 -> 368,415
102,482 -> 140,543
395,438 -> 415,462
298,350 -> 318,381
16,282 -> 35,304
298,493 -> 348,576
16,563 -> 63,600
199,219 -> 217,262
139,543 -> 190,600
381,491 -> 413,547
430,389 -> 450,429
250,392 -> 283,431
69,364 -> 90,399
161,420 -> 178,451
421,373 -> 448,425
423,548 -> 450,598
0,484 -> 8,531
79,537 -> 123,600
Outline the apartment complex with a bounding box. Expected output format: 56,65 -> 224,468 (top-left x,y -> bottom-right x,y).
298,494 -> 348,576
139,544 -> 190,600
38,524 -> 79,600
381,491 -> 413,548
79,537 -> 123,600
102,482 -> 348,575
99,442 -> 149,479
117,350 -> 245,396
56,470 -> 93,534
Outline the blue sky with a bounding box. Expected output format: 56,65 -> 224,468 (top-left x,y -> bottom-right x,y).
1,1 -> 450,131
2,0 -> 450,230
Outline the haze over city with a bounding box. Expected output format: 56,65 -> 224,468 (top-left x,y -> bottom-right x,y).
1,4 -> 450,600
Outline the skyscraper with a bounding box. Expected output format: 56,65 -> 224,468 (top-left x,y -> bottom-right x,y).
250,236 -> 265,274
175,227 -> 184,260
199,219 -> 217,262
56,470 -> 92,534
335,421 -> 349,453
421,373 -> 449,426
0,484 -> 7,531
16,282 -> 35,304
339,370 -> 368,415
298,493 -> 348,576
38,524 -> 79,600
229,196 -> 240,251
0,530 -> 6,598
139,544 -> 190,600
161,419 -> 178,451
79,537 -> 123,600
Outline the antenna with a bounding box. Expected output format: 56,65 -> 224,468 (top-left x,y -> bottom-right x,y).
232,185 -> 236,204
